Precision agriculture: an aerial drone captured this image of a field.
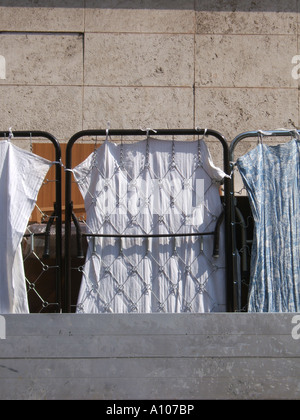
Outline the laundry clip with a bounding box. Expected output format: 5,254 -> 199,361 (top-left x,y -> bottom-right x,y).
8,127 -> 13,141
140,127 -> 157,138
288,129 -> 300,140
105,121 -> 111,142
195,127 -> 208,138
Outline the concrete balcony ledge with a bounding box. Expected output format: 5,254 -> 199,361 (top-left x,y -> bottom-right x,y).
0,313 -> 299,400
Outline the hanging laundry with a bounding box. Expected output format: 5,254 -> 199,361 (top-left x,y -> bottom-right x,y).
237,138 -> 300,312
0,141 -> 52,313
73,138 -> 228,313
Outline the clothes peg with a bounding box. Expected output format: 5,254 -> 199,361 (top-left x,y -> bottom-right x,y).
105,121 -> 111,142
8,127 -> 13,142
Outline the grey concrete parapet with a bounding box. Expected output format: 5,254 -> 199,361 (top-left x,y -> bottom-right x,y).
0,313 -> 299,400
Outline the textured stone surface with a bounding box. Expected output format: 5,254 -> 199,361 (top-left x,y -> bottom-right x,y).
195,34 -> 297,88
83,86 -> 194,130
0,33 -> 83,85
195,87 -> 299,143
0,86 -> 83,141
195,0 -> 298,35
85,1 -> 195,33
0,313 -> 299,400
0,0 -> 84,32
0,0 -> 299,149
84,33 -> 194,87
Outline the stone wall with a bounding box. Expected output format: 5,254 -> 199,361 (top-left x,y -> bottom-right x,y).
0,0 -> 298,152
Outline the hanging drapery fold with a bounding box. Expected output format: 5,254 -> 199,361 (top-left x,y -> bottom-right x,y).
236,136 -> 300,312
0,140 -> 52,313
73,137 -> 228,313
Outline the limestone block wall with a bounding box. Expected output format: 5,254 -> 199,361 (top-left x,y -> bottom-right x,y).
0,0 -> 299,160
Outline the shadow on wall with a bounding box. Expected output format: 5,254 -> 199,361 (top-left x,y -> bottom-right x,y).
0,0 -> 297,12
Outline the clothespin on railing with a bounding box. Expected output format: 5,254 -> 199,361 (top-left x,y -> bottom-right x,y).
8,127 -> 13,142
140,127 -> 157,139
105,121 -> 111,142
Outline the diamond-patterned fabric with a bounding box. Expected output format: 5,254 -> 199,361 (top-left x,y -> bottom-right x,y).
73,138 -> 227,313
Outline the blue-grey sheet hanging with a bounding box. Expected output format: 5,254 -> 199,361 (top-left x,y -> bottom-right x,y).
237,138 -> 300,312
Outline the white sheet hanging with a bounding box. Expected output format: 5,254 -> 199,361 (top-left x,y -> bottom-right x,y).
0,141 -> 52,314
73,138 -> 228,313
